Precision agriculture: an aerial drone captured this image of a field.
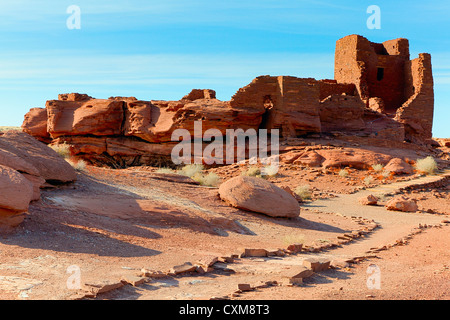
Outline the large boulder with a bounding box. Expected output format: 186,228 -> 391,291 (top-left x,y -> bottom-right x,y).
0,131 -> 77,183
292,151 -> 325,167
218,176 -> 300,218
384,158 -> 414,175
0,165 -> 34,230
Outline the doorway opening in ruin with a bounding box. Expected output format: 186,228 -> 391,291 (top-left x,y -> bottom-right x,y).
259,95 -> 274,130
377,68 -> 385,81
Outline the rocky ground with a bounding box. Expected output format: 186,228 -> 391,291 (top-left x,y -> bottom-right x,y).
0,138 -> 448,300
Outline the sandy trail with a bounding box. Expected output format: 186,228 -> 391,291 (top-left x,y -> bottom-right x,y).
96,170 -> 449,300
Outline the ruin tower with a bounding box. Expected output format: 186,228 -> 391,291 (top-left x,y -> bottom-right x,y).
334,34 -> 434,143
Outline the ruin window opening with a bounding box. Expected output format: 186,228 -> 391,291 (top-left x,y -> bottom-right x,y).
259,95 -> 274,130
377,68 -> 385,81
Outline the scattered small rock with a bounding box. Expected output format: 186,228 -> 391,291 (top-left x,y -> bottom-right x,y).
239,248 -> 268,258
238,284 -> 252,292
359,194 -> 378,206
169,262 -> 197,275
302,258 -> 331,272
120,275 -> 147,287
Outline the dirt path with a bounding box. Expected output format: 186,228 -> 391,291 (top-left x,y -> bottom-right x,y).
0,167 -> 447,300
95,170 -> 450,300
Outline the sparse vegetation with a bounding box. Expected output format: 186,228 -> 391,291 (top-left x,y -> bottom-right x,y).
242,166 -> 262,177
338,169 -> 349,177
364,175 -> 375,186
261,164 -> 279,178
294,185 -> 312,200
176,164 -> 221,187
193,172 -> 221,187
179,164 -> 205,178
66,159 -> 87,172
50,143 -> 71,159
372,164 -> 384,172
282,234 -> 305,246
381,170 -> 392,179
0,126 -> 21,133
155,167 -> 176,174
415,156 -> 438,175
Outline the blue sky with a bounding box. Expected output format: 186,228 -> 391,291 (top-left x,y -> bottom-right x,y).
0,0 -> 449,137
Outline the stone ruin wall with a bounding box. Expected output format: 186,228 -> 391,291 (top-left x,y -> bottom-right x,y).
334,34 -> 434,143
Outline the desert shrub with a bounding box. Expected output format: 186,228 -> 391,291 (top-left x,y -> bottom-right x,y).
381,170 -> 392,179
282,234 -> 305,246
294,185 -> 312,200
415,156 -> 438,175
364,175 -> 375,186
0,126 -> 21,133
179,164 -> 205,178
194,172 -> 221,187
155,167 -> 176,174
371,164 -> 384,172
50,143 -> 71,159
338,169 -> 349,177
242,166 -> 262,177
261,164 -> 279,178
176,164 -> 221,187
66,158 -> 87,172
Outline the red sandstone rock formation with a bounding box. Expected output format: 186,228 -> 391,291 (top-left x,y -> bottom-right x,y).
0,131 -> 77,230
21,107 -> 50,143
21,35 -> 435,167
0,164 -> 34,231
